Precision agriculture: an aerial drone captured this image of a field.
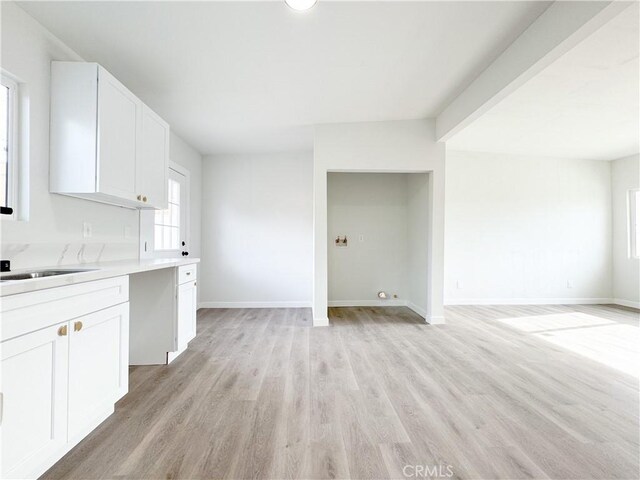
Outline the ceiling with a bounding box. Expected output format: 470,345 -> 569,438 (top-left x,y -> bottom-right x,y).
17,0 -> 550,155
447,2 -> 640,161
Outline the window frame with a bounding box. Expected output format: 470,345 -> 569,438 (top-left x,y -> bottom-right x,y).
630,189 -> 640,260
154,176 -> 181,252
1,73 -> 19,221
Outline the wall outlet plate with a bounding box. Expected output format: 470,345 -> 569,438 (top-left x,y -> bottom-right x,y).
335,236 -> 348,247
83,222 -> 92,238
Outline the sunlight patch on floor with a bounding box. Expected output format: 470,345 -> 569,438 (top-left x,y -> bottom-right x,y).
498,312 -> 640,377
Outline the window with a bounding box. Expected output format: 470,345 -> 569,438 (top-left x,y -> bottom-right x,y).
154,178 -> 180,250
1,74 -> 18,218
630,189 -> 640,259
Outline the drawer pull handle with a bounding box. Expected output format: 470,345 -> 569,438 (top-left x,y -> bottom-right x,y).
74,321 -> 83,332
137,195 -> 142,201
58,325 -> 68,336
143,196 -> 148,203
186,272 -> 191,276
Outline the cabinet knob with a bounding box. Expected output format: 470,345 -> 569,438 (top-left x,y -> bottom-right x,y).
137,195 -> 142,201
74,321 -> 83,332
143,196 -> 148,203
58,325 -> 68,336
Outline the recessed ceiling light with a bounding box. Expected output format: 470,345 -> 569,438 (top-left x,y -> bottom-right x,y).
285,0 -> 318,12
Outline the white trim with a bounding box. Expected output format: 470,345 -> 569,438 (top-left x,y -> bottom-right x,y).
1,72 -> 19,221
426,316 -> 445,325
406,301 -> 427,319
444,297 -> 614,306
328,299 -> 406,307
313,317 -> 329,327
198,301 -> 311,309
166,343 -> 188,364
612,298 -> 640,310
629,189 -> 639,259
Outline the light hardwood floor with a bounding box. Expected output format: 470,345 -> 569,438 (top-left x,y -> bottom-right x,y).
42,305 -> 639,480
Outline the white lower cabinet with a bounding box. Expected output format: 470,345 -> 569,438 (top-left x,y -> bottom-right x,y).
130,264 -> 198,365
1,324 -> 69,480
176,279 -> 197,352
68,304 -> 129,442
0,277 -> 130,479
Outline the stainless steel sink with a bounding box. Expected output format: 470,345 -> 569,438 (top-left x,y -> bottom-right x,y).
0,269 -> 96,281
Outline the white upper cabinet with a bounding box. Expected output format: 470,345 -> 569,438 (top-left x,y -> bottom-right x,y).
96,71 -> 138,201
50,62 -> 169,209
137,105 -> 169,208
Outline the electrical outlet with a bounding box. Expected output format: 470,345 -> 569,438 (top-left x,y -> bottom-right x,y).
82,222 -> 92,238
358,234 -> 365,242
567,280 -> 573,289
456,280 -> 463,289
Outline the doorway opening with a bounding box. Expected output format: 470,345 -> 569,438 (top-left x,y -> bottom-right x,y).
139,162 -> 191,259
327,172 -> 429,324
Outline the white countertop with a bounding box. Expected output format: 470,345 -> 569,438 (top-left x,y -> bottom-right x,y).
0,257 -> 200,297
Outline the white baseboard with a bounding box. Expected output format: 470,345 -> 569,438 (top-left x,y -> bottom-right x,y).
427,315 -> 446,325
313,317 -> 330,327
444,297 -> 614,306
612,298 -> 640,309
328,299 -> 406,307
406,301 -> 427,319
198,301 -> 311,309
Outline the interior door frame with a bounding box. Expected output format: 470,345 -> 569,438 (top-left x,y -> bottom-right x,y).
139,160 -> 190,259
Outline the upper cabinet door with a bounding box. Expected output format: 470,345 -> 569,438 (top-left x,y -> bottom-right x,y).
51,62 -> 170,209
136,105 -> 169,209
96,67 -> 139,202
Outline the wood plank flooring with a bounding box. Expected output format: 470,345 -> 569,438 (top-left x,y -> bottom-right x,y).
42,305 -> 639,480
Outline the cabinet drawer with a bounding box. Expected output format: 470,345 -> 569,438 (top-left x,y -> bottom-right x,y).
177,264 -> 197,285
1,276 -> 129,342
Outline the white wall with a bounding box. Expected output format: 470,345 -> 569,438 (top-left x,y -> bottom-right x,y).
407,173 -> 430,316
0,3 -> 203,270
0,2 -> 139,268
611,154 -> 640,308
200,152 -> 313,307
328,173 -> 409,305
314,119 -> 445,325
444,150 -> 613,304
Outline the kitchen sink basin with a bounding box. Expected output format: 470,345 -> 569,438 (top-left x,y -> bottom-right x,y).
0,269 -> 96,282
